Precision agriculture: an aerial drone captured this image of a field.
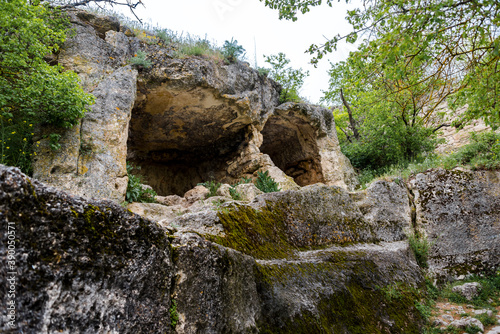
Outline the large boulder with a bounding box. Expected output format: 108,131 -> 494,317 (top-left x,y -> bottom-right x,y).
0,166 -> 174,333
0,165 -> 426,333
408,168 -> 500,281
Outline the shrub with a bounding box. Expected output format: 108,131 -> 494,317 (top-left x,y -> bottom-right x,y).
257,67 -> 270,77
0,1 -> 94,175
255,171 -> 280,193
264,52 -> 309,103
221,38 -> 246,63
126,163 -> 157,203
443,131 -> 500,170
129,50 -> 152,68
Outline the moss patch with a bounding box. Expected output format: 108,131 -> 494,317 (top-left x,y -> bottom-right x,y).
255,258 -> 424,333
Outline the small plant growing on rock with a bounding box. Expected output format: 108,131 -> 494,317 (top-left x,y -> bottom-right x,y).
129,50 -> 152,69
222,38 -> 245,63
169,299 -> 178,329
408,233 -> 430,268
126,163 -> 157,203
198,180 -> 221,198
255,171 -> 280,193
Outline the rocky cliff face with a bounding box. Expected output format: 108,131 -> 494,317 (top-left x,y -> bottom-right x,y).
409,168 -> 500,281
2,165 -> 498,333
32,10 -> 358,203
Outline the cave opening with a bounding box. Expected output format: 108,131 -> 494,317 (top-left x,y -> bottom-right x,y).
126,83 -> 250,196
260,115 -> 325,187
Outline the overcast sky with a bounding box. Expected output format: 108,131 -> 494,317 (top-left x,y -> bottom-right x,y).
117,0 -> 360,104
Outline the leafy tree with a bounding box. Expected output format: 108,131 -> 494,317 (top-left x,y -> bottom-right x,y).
0,0 -> 94,175
323,42 -> 440,171
264,52 -> 309,103
261,0 -> 500,127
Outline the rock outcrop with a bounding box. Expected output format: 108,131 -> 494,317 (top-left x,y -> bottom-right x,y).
33,10 -> 140,203
31,9 -> 358,203
1,165 -> 426,333
409,168 -> 500,281
0,166 -> 174,333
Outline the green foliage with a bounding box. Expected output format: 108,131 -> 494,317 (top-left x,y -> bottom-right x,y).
198,180 -> 221,198
126,163 -> 157,203
169,299 -> 178,329
475,312 -> 497,327
129,50 -> 152,68
229,186 -> 242,201
442,271 -> 500,307
324,43 -> 441,176
408,233 -> 430,269
443,132 -> 500,170
255,171 -> 280,193
264,52 -> 309,103
221,38 -> 246,63
262,0 -> 500,128
49,133 -> 62,151
0,0 -> 94,175
257,67 -> 270,77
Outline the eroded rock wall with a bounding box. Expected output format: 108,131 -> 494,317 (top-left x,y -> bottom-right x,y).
32,10 -> 140,203
409,168 -> 500,281
1,166 -> 425,334
32,9 -> 358,202
0,166 -> 174,333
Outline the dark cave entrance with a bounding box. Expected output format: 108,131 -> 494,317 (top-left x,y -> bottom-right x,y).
126,83 -> 250,196
260,115 -> 325,187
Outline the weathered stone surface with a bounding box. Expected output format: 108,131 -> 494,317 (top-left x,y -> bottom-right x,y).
156,194 -> 187,206
451,282 -> 482,301
216,183 -> 232,197
351,180 -> 412,242
1,165 -> 473,334
260,102 -> 359,190
234,183 -> 263,202
34,66 -> 138,202
172,233 -> 261,333
206,182 -> 412,259
409,168 -> 500,281
127,202 -> 188,222
184,185 -> 209,203
256,241 -> 424,334
0,166 -> 174,333
449,317 -> 484,332
32,10 -> 139,202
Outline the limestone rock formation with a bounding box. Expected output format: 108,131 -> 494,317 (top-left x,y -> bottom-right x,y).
32,10 -> 140,203
0,166 -> 173,333
1,165 -> 426,333
31,9 -> 358,204
409,168 -> 500,281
